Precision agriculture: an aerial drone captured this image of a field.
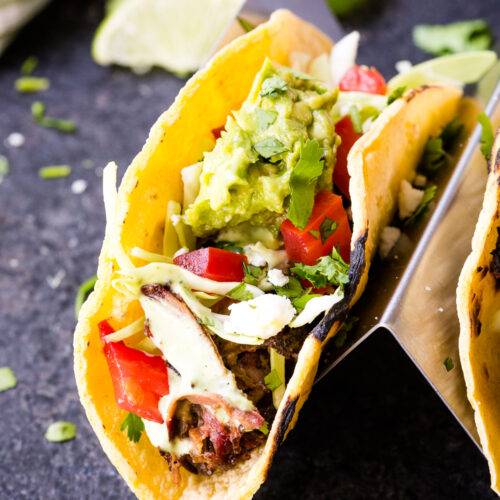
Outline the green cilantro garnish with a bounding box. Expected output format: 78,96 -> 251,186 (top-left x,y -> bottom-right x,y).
258,421 -> 269,435
334,316 -> 359,348
292,288 -> 322,313
0,155 -> 10,177
387,86 -> 406,105
243,262 -> 265,286
349,106 -> 363,133
308,229 -> 320,239
477,112 -> 494,162
413,20 -> 492,56
39,165 -> 72,179
120,412 -> 144,443
404,185 -> 438,225
21,56 -> 38,75
237,16 -> 256,33
288,139 -> 325,230
291,248 -> 349,289
255,108 -> 278,131
32,101 -> 77,133
74,275 -> 98,319
440,118 -> 464,150
45,421 -> 77,442
260,76 -> 287,98
200,317 -> 215,327
15,76 -> 49,93
443,356 -> 455,372
319,217 -> 338,244
214,241 -> 244,254
253,137 -> 288,158
264,369 -> 283,392
273,276 -> 305,299
0,367 -> 17,392
227,283 -> 254,301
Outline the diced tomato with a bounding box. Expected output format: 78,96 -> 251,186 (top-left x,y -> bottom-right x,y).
212,125 -> 225,140
281,191 -> 351,265
174,247 -> 248,282
98,320 -> 169,423
339,65 -> 387,95
333,116 -> 363,199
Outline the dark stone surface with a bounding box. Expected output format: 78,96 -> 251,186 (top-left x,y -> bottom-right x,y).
0,0 -> 498,498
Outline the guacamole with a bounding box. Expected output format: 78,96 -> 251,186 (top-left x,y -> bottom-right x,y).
184,59 -> 339,237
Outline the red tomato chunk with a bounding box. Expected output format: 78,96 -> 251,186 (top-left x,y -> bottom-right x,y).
339,65 -> 387,95
174,247 -> 248,282
98,320 -> 169,423
281,191 -> 351,266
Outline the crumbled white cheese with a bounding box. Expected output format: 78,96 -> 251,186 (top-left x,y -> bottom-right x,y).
224,294 -> 295,339
6,132 -> 25,148
437,307 -> 444,313
290,290 -> 344,328
413,174 -> 427,188
395,60 -> 412,74
267,269 -> 289,287
9,258 -> 19,268
330,31 -> 360,86
243,242 -> 288,269
398,179 -> 424,219
71,179 -> 88,194
425,286 -> 431,291
173,247 -> 189,259
379,226 -> 401,259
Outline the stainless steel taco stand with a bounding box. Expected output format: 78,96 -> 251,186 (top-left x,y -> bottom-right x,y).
317,73 -> 500,447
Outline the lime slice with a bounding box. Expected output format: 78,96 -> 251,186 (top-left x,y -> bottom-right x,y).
387,50 -> 497,93
92,0 -> 245,74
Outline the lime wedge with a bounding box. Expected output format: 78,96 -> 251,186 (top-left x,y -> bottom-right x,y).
387,50 -> 497,93
92,0 -> 245,74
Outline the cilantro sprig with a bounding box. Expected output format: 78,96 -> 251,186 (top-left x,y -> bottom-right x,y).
227,282 -> 254,301
120,412 -> 144,443
404,185 -> 437,226
260,76 -> 287,98
253,137 -> 288,158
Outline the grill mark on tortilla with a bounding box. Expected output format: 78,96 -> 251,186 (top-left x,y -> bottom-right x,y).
490,227 -> 500,281
274,395 -> 298,446
471,292 -> 482,337
312,230 -> 367,342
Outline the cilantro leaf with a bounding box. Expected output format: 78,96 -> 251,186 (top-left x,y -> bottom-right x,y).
288,139 -> 325,230
404,185 -> 437,225
443,356 -> 454,372
227,283 -> 254,301
477,112 -> 494,162
214,241 -> 244,254
319,217 -> 338,244
120,412 -> 144,443
387,86 -> 406,105
273,276 -> 305,299
264,369 -> 283,391
255,108 -> 278,131
349,106 -> 363,133
258,421 -> 269,435
260,76 -> 287,98
413,20 -> 492,56
237,17 -> 255,33
334,316 -> 359,348
292,288 -> 322,313
253,137 -> 288,158
291,248 -> 349,289
74,274 -> 98,319
243,262 -> 265,286
440,118 -> 464,150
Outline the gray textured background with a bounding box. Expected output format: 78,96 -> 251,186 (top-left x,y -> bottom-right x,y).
0,0 -> 499,498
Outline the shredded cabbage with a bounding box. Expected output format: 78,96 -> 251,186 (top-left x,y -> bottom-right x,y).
103,316 -> 145,343
290,289 -> 343,328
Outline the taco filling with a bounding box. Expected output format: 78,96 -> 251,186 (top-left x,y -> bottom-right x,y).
94,34 -> 467,480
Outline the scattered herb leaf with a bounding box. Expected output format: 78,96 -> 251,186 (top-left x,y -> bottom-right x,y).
227,283 -> 254,301
477,112 -> 494,162
264,369 -> 283,392
291,248 -> 349,289
120,412 -> 144,443
0,367 -> 17,392
413,19 -> 492,56
444,356 -> 455,372
319,217 -> 338,244
334,316 -> 359,348
243,262 -> 265,286
15,76 -> 49,93
288,139 -> 325,230
45,421 -> 77,442
440,118 -> 464,150
404,185 -> 437,225
39,165 -> 71,179
260,76 -> 287,98
253,137 -> 288,158
237,16 -> 256,33
214,241 -> 244,254
0,155 -> 10,177
31,101 -> 76,132
74,275 -> 98,319
292,288 -> 322,313
200,317 -> 215,327
21,56 -> 38,75
258,421 -> 269,435
387,86 -> 406,105
255,108 -> 278,131
273,276 -> 305,299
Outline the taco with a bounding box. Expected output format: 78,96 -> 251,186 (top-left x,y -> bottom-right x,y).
457,128 -> 500,494
74,9 -> 463,500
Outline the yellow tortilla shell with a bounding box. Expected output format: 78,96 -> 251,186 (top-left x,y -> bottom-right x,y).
74,9 -> 462,499
457,129 -> 500,494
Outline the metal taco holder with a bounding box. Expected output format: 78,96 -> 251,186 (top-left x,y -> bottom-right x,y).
317,70 -> 500,447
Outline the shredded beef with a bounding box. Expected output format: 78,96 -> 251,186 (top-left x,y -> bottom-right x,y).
264,325 -> 309,359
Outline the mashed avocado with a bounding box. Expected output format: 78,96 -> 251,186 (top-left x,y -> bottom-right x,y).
184,59 -> 339,237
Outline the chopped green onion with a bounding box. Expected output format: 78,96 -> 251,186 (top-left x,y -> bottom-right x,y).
443,356 -> 454,371
39,165 -> 72,179
477,112 -> 494,162
15,77 -> 49,93
237,17 -> 255,33
264,369 -> 282,392
31,101 -> 77,133
0,367 -> 17,392
21,56 -> 38,75
45,421 -> 77,442
74,275 -> 98,319
387,86 -> 406,105
0,156 -> 10,177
